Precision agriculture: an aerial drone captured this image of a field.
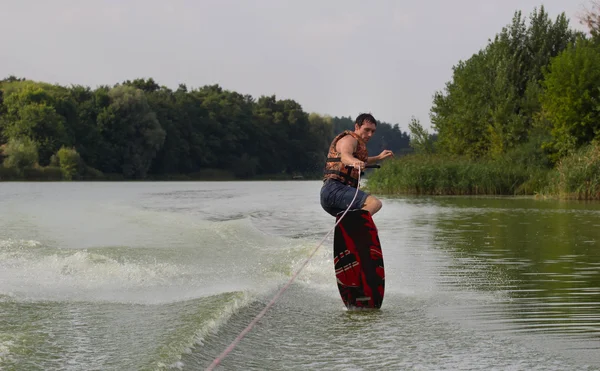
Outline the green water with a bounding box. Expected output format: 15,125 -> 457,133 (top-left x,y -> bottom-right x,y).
409,196 -> 600,339
1,183 -> 599,370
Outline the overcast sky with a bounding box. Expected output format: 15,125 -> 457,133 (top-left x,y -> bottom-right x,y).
0,0 -> 590,132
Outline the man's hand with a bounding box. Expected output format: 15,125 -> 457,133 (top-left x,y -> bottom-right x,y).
351,161 -> 366,171
378,150 -> 394,160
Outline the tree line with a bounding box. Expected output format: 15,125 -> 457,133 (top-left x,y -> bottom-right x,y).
5,3 -> 596,184
366,3 -> 600,199
427,4 -> 600,167
0,77 -> 411,180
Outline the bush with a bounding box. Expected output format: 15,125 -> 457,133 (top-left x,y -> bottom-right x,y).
80,165 -> 105,180
0,166 -> 20,180
2,138 -> 38,173
22,166 -> 63,181
56,146 -> 81,180
500,132 -> 553,170
544,141 -> 600,199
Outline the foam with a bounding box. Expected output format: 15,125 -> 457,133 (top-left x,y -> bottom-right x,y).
150,292 -> 252,370
0,215 -> 310,304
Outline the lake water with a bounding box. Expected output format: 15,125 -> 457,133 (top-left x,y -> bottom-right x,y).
1,181 -> 599,370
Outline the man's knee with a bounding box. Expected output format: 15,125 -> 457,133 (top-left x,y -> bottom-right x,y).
372,197 -> 382,212
364,195 -> 382,214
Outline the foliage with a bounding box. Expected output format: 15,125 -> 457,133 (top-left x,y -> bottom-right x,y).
431,6 -> 575,159
538,38 -> 600,161
308,113 -> 334,156
0,82 -> 68,165
56,146 -> 81,180
96,85 -> 166,179
544,141 -> 600,199
0,77 -> 413,180
499,129 -> 554,170
3,5 -> 598,195
22,166 -> 63,181
408,116 -> 434,154
2,137 -> 39,172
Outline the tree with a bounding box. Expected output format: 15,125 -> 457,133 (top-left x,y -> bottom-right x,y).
431,7 -> 575,159
252,95 -> 290,174
408,116 -> 434,154
122,78 -> 160,93
431,51 -> 492,158
56,146 -> 81,180
2,137 -> 38,172
1,76 -> 414,179
96,85 -> 165,178
308,113 -> 334,155
65,85 -> 107,170
0,82 -> 67,165
539,39 -> 600,160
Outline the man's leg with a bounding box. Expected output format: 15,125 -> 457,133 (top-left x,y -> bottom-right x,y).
362,195 -> 382,216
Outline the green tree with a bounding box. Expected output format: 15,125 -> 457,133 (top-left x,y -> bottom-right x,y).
169,87 -> 211,173
2,137 -> 38,172
123,77 -> 160,93
56,146 -> 81,180
408,116 -> 434,154
252,95 -> 289,174
0,82 -> 67,165
308,113 -> 334,156
539,39 -> 600,160
65,85 -> 108,170
1,76 -> 414,180
196,85 -> 256,171
431,6 -> 575,159
96,85 -> 165,178
142,85 -> 186,174
431,51 -> 491,157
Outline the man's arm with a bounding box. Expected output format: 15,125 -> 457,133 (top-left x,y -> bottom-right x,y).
336,136 -> 364,168
367,150 -> 394,164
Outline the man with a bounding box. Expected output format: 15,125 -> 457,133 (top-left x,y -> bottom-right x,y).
320,113 -> 394,217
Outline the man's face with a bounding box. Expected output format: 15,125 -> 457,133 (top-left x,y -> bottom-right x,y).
354,121 -> 377,142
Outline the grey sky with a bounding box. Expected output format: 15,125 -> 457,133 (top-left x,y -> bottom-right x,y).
0,0 -> 589,132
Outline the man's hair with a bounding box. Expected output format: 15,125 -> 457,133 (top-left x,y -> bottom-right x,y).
355,113 -> 377,127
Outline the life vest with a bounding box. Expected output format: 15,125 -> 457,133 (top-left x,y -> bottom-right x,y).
323,130 -> 369,188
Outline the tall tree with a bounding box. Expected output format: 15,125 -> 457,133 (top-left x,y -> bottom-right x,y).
96,85 -> 165,178
539,38 -> 600,160
0,82 -> 67,165
431,7 -> 575,159
408,116 -> 434,154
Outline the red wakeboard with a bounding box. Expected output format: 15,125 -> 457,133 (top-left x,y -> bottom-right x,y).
333,209 -> 385,309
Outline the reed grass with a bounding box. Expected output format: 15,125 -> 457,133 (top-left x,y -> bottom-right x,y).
542,142 -> 600,200
365,154 -> 549,196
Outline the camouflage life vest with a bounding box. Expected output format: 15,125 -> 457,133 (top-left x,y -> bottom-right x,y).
323,130 -> 369,188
